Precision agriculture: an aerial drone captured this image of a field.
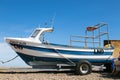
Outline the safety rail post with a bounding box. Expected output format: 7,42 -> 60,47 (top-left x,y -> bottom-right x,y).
85,31 -> 87,48
106,24 -> 110,46
70,35 -> 72,47
98,26 -> 101,47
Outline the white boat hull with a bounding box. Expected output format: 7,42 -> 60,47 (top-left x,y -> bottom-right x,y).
6,38 -> 114,66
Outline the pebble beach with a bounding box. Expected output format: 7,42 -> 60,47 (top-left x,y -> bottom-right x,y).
0,71 -> 119,80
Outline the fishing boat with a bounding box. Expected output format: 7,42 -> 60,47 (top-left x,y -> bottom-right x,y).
5,23 -> 114,75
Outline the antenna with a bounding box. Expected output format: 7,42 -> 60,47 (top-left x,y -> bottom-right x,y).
50,13 -> 56,27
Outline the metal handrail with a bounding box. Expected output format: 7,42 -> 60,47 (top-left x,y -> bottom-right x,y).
70,23 -> 109,48
71,40 -> 99,43
71,35 -> 94,38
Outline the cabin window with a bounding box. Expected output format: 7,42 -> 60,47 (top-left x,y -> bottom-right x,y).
31,30 -> 40,38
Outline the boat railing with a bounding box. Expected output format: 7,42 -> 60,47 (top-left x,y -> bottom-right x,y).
70,35 -> 100,48
70,23 -> 110,48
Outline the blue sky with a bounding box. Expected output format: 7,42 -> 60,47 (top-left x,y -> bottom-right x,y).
0,0 -> 120,67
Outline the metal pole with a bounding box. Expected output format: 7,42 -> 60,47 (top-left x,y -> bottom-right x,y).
106,24 -> 110,46
85,31 -> 87,47
99,26 -> 101,47
70,35 -> 72,47
93,30 -> 94,47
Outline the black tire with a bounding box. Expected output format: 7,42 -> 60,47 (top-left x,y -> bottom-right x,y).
75,60 -> 92,75
104,63 -> 113,73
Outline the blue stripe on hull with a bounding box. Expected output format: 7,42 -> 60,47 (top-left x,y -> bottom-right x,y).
17,52 -> 113,66
10,43 -> 113,56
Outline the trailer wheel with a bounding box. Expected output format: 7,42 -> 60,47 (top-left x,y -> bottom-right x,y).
75,60 -> 92,75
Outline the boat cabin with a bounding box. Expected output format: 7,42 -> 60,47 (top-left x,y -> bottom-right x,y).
29,27 -> 53,43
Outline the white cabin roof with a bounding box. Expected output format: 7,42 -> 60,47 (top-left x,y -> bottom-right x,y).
29,27 -> 53,43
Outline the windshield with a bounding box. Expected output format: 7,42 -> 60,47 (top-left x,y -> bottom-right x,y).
31,30 -> 41,38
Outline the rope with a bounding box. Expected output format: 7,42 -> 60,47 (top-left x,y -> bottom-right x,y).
54,48 -> 75,66
0,55 -> 19,64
